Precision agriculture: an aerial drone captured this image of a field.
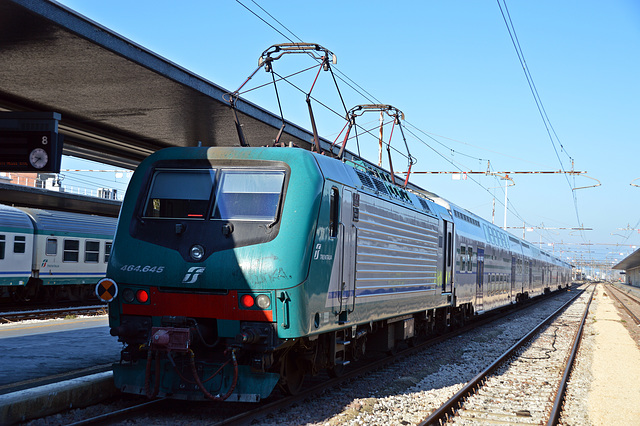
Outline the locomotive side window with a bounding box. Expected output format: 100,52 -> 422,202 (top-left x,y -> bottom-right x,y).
14,236 -> 26,254
329,187 -> 339,238
63,239 -> 80,262
143,169 -> 216,219
85,240 -> 100,263
46,238 -> 57,256
0,235 -> 4,259
212,170 -> 285,221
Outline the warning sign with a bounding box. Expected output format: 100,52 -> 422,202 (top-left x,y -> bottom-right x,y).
95,278 -> 118,302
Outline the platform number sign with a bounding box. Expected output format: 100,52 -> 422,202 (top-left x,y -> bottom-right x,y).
0,112 -> 63,173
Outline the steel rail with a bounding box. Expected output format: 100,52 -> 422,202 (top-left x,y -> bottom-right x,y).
547,286 -> 595,425
216,287 -> 573,426
29,288 -> 573,425
605,284 -> 640,325
215,325 -> 467,426
419,286 -> 587,426
0,305 -> 106,323
64,398 -> 166,426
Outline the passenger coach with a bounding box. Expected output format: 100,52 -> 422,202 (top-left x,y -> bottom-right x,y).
0,204 -> 116,302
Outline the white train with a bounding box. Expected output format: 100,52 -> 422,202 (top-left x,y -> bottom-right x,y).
0,204 -> 116,302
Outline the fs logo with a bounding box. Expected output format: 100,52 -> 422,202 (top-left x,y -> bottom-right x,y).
182,267 -> 206,284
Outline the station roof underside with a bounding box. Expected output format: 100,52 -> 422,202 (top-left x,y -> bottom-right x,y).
0,0 -> 325,170
612,248 -> 640,271
0,181 -> 121,217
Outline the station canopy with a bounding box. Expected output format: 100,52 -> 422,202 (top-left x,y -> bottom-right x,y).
612,248 -> 640,271
0,0 -> 322,170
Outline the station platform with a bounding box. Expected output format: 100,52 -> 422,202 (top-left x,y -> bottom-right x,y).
611,281 -> 640,299
0,315 -> 121,424
0,315 -> 120,390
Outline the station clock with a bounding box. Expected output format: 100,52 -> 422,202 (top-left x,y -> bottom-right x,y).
0,112 -> 63,173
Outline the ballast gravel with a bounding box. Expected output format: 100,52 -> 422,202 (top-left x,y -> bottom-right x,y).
25,284 -> 640,425
255,290 -> 583,426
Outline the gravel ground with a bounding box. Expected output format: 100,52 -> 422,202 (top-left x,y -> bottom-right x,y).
254,289 -> 580,426
27,285 -> 636,426
558,298 -> 594,426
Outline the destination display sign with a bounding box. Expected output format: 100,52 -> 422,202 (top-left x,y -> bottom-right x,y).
0,112 -> 63,173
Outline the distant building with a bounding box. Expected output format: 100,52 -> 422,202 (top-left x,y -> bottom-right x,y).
1,172 -> 120,200
612,248 -> 640,287
0,172 -> 43,188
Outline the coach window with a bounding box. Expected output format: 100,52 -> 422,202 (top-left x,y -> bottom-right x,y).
85,241 -> 100,263
329,187 -> 339,238
104,242 -> 112,263
460,246 -> 466,271
14,236 -> 26,254
468,247 -> 473,272
0,235 -> 5,259
46,238 -> 58,256
63,239 -> 80,262
447,232 -> 453,268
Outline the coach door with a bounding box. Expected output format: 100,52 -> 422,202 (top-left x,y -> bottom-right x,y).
337,188 -> 356,323
476,248 -> 485,311
511,256 -> 517,302
442,220 -> 454,293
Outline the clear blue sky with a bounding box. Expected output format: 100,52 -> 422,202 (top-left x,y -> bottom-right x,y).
57,0 -> 640,274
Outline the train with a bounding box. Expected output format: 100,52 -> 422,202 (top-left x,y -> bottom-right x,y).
97,145 -> 572,402
0,204 -> 116,303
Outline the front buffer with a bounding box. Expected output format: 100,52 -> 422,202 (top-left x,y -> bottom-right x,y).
97,278 -> 285,402
112,324 -> 280,402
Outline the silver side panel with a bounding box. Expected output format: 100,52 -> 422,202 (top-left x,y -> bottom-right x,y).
355,193 -> 439,299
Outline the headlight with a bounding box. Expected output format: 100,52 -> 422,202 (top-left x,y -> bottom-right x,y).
190,244 -> 205,261
256,294 -> 271,309
122,288 -> 135,303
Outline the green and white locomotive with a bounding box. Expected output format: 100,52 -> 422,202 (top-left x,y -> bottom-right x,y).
99,145 -> 571,401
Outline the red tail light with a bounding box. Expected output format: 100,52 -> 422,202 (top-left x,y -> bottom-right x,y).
136,290 -> 149,303
240,294 -> 255,308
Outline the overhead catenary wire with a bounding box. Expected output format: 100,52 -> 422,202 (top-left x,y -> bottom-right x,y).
496,0 -> 584,238
237,0 -> 382,106
238,0 -> 506,174
235,0 -> 579,250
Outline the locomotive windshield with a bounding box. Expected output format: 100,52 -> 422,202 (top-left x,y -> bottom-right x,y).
142,168 -> 285,222
212,170 -> 285,221
144,169 -> 216,219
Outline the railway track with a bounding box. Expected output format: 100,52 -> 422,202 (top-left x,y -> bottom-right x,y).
53,288 -> 580,425
0,305 -> 107,323
420,285 -> 593,425
605,284 -> 640,325
50,325 -> 466,426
